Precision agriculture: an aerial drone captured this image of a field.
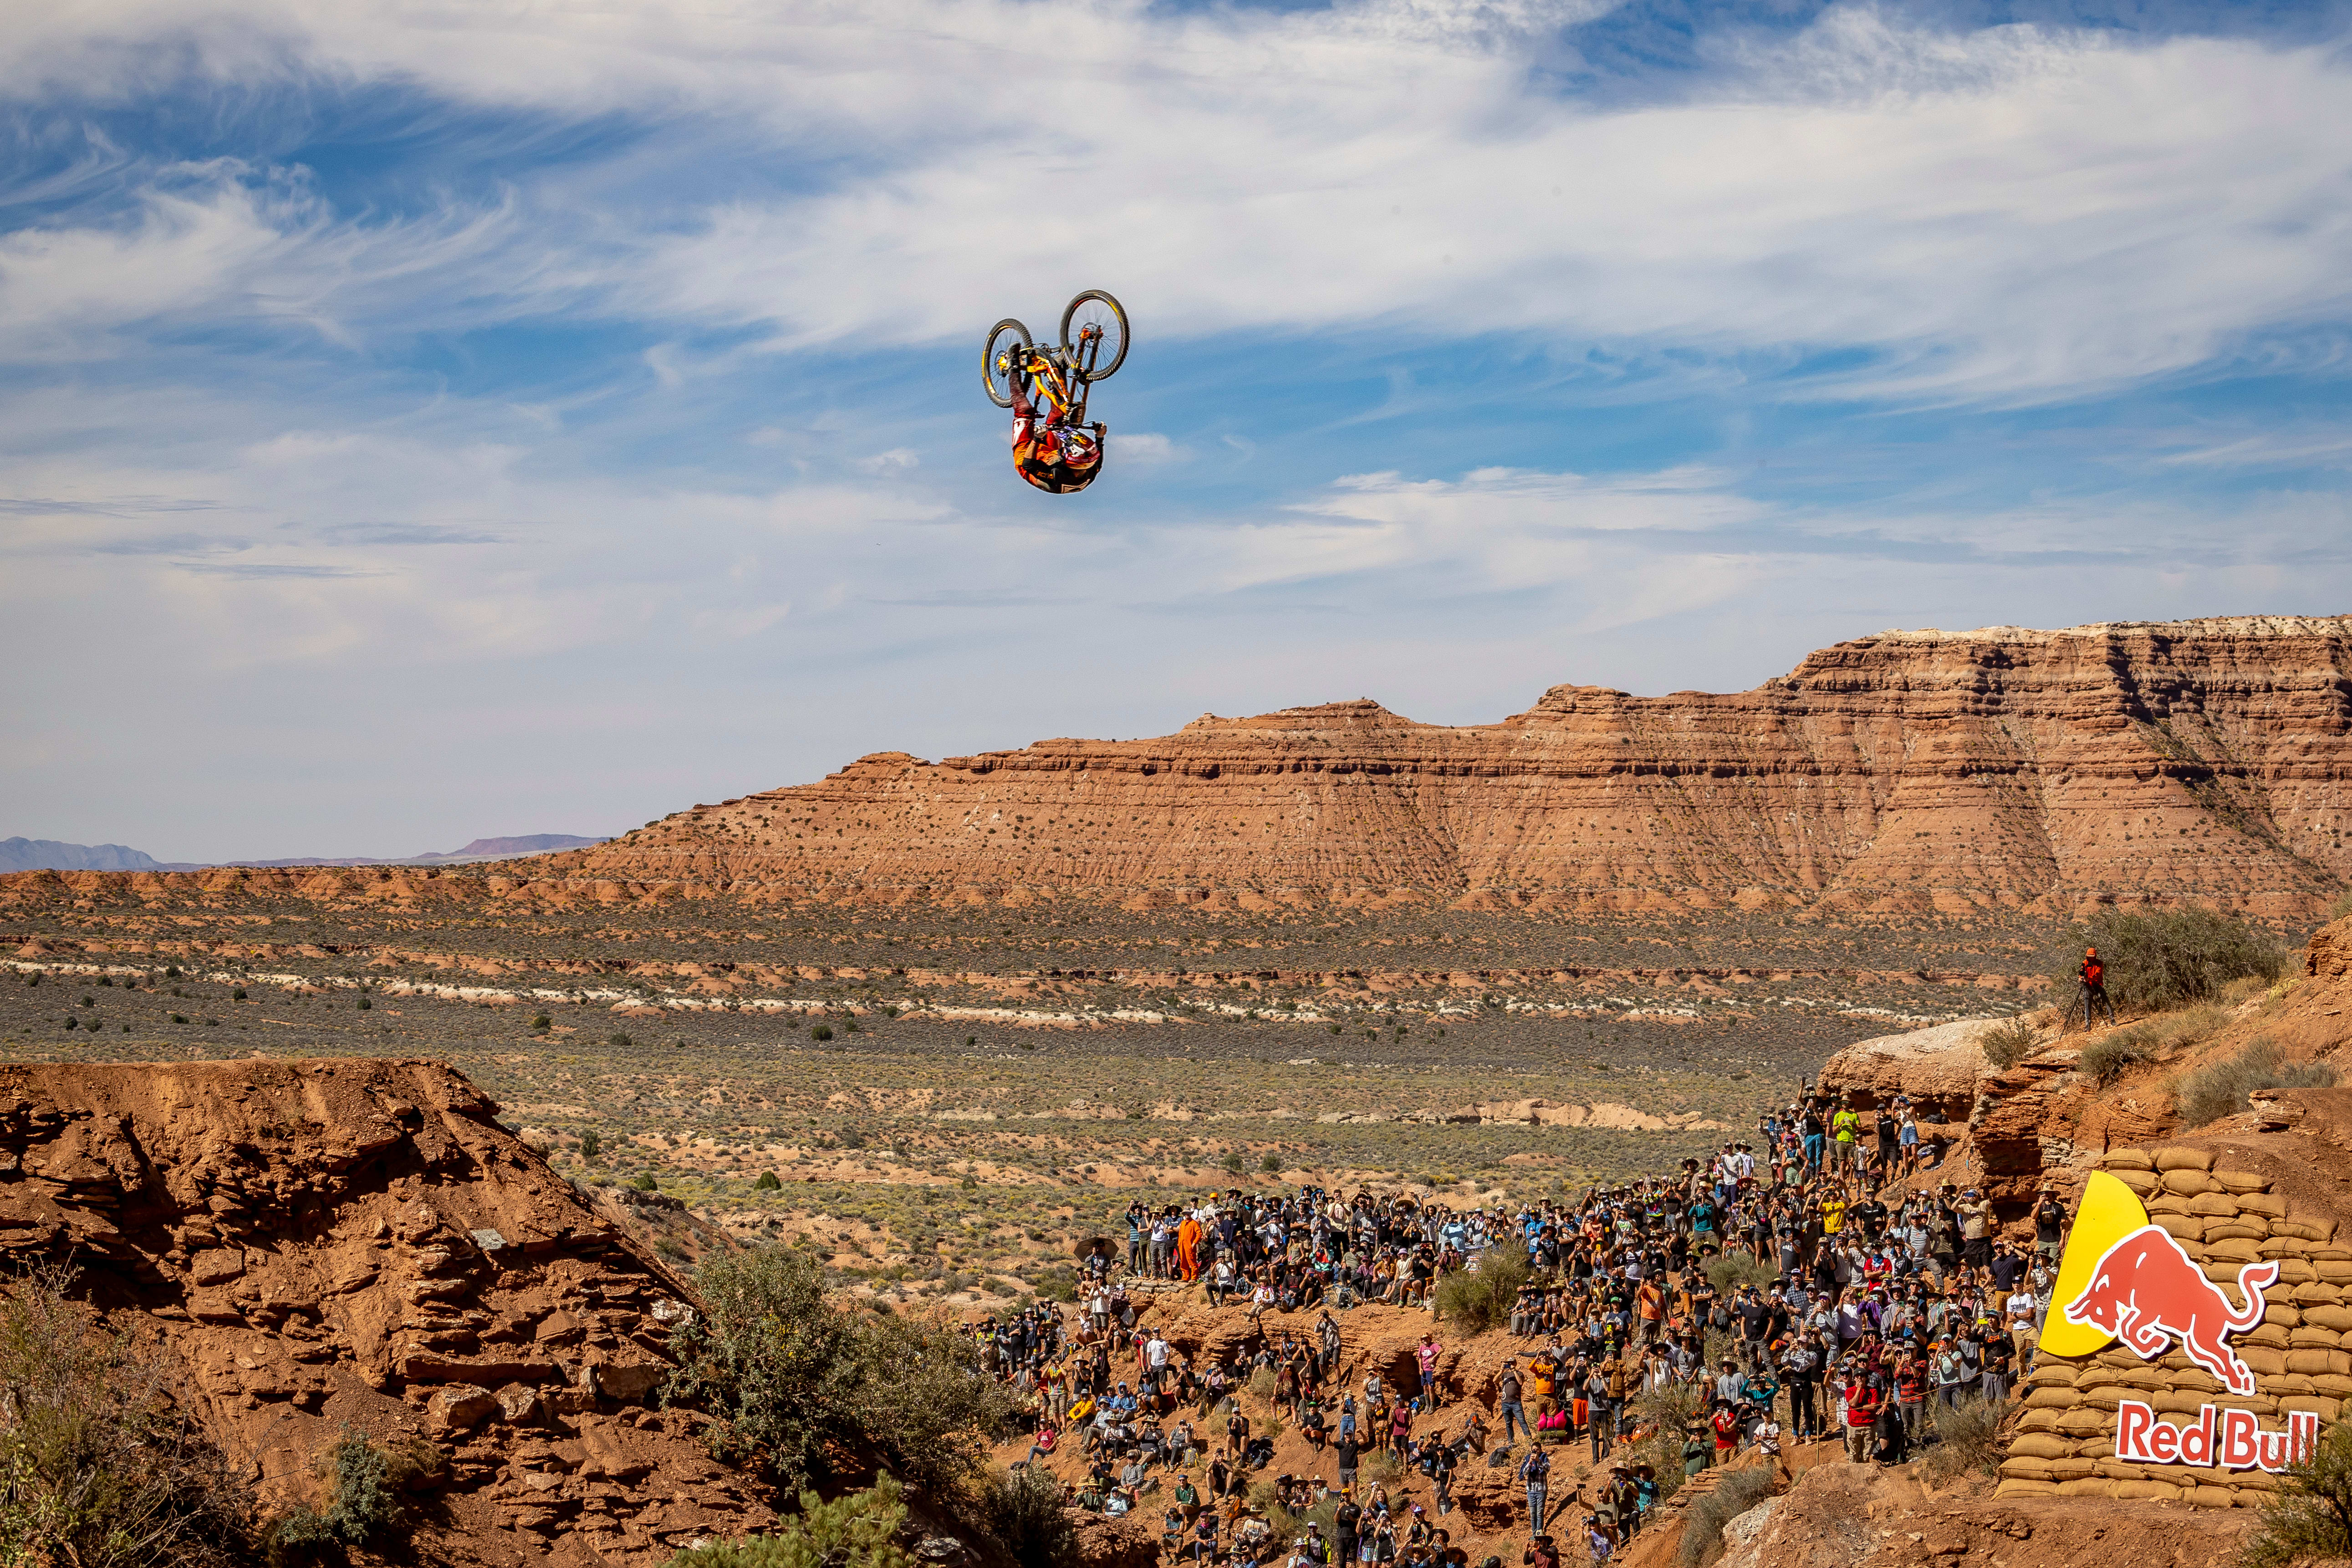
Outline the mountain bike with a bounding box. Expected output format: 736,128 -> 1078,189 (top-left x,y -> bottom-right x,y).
984,289 -> 1130,417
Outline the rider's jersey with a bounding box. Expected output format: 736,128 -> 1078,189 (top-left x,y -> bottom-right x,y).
1013,414 -> 1101,493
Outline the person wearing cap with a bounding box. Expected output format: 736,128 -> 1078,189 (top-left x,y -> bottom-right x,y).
1334,1493 -> 1362,1567
1928,1337 -> 1964,1411
1496,1360 -> 1529,1446
1955,1189 -> 1994,1279
2076,947 -> 2116,1026
1840,1364 -> 1880,1465
1518,1441 -> 1551,1532
2032,1185 -> 2068,1264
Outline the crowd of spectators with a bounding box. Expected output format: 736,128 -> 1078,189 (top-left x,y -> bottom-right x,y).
966,1086 -> 2056,1566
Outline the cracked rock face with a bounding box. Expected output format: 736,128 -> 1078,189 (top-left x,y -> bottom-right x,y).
513,615 -> 2352,916
0,1057 -> 774,1564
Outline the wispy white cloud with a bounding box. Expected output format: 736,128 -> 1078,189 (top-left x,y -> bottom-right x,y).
3,4 -> 2349,401
4,0 -> 2352,857
0,160 -> 523,358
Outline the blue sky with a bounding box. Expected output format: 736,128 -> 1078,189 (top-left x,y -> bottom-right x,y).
4,0 -> 2350,860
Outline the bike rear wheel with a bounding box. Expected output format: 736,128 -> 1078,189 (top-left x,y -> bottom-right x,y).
985,318 -> 1032,408
1059,290 -> 1129,382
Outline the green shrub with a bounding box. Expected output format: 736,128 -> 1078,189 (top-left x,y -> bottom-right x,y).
2060,910 -> 2285,1011
270,1428 -> 440,1558
2080,1032 -> 2153,1086
1979,1017 -> 2041,1067
1676,1462 -> 1775,1567
355,996 -> 371,1011
1920,1392 -> 2009,1484
1434,1245 -> 1529,1334
754,1171 -> 782,1190
667,1475 -> 918,1568
1246,1366 -> 1279,1401
1222,1151 -> 1245,1176
1260,1152 -> 1282,1174
812,1025 -> 834,1042
979,1466 -> 1077,1568
2178,1038 -> 2337,1126
634,1172 -> 659,1192
610,1032 -> 634,1048
2082,1001 -> 2233,1084
1703,1251 -> 1777,1295
2326,890 -> 2352,924
0,1263 -> 255,1567
666,1248 -> 1016,1500
1622,1384 -> 1704,1505
2243,1415 -> 2352,1568
580,1129 -> 601,1160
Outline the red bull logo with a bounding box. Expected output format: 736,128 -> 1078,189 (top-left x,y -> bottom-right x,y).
2061,1224 -> 2277,1395
2116,1401 -> 2318,1471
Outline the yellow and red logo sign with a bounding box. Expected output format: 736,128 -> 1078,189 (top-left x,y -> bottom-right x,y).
2043,1170 -> 2315,1473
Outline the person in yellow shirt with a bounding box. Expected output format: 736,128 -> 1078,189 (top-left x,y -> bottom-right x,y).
1831,1102 -> 1863,1176
1530,1346 -> 1561,1408
1820,1195 -> 1847,1237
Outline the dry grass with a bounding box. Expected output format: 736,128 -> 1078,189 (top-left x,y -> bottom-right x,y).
2177,1038 -> 2337,1127
0,1263 -> 255,1568
1919,1393 -> 2009,1485
1979,1017 -> 2042,1068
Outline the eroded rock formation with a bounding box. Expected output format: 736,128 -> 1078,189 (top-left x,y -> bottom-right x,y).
0,1057 -> 775,1561
532,615 -> 2352,915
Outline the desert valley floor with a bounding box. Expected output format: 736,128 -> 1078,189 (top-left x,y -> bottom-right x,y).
2,886 -> 2077,1299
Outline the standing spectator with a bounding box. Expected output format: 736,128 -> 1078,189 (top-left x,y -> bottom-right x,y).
2076,948 -> 2117,1026
2032,1185 -> 2069,1265
1841,1367 -> 1879,1465
1519,1444 -> 1551,1533
1497,1361 -> 1530,1446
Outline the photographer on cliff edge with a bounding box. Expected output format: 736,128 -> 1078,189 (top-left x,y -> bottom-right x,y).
2070,947 -> 2117,1028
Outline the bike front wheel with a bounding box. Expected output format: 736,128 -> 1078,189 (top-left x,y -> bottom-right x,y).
985,318 -> 1032,408
1059,290 -> 1129,382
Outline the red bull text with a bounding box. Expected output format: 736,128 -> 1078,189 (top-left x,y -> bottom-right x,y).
2116,1402 -> 2319,1471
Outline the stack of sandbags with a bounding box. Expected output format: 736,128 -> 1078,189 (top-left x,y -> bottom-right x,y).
1994,1144 -> 2352,1507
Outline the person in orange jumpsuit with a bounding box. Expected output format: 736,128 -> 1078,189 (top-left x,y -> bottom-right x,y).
1178,1214 -> 1204,1281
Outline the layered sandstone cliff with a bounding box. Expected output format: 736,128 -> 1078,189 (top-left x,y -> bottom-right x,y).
524,616 -> 2352,914
6,616 -> 2346,918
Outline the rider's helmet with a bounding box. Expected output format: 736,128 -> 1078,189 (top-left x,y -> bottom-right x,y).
1060,427 -> 1102,470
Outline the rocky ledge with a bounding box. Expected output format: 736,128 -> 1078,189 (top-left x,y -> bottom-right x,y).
0,1057 -> 775,1562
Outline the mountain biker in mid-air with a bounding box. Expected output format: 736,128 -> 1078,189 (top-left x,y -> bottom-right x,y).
1005,351 -> 1103,494
985,291 -> 1129,495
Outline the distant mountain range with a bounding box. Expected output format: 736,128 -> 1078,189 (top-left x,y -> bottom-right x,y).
0,834 -> 608,874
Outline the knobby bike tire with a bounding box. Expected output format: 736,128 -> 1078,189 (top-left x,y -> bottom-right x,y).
1058,290 -> 1129,382
984,318 -> 1032,409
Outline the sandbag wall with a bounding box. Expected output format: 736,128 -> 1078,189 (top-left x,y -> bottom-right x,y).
1997,1144 -> 2352,1507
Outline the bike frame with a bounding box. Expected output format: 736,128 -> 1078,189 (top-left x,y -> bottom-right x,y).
1021,324 -> 1112,430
